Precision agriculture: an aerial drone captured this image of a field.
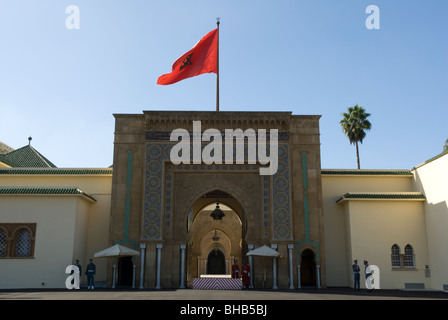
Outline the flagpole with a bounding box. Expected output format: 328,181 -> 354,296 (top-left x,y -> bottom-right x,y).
216,17 -> 220,112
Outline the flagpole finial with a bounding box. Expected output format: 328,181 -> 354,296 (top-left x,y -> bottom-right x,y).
216,17 -> 220,26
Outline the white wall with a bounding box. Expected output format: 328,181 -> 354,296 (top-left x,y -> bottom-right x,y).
413,153 -> 448,291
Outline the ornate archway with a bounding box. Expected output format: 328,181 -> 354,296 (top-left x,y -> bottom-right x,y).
186,190 -> 245,285
110,111 -> 325,289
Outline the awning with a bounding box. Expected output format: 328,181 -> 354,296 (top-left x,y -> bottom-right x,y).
246,245 -> 280,257
93,244 -> 140,258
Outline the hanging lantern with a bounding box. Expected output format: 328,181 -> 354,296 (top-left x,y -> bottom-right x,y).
212,229 -> 220,241
210,200 -> 225,220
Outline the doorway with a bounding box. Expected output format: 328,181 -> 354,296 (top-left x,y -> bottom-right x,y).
207,250 -> 226,274
300,249 -> 316,287
117,256 -> 133,288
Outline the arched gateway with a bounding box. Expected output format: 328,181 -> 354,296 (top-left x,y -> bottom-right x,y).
109,111 -> 325,289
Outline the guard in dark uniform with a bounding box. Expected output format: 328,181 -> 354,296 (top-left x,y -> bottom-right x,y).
352,259 -> 360,290
86,259 -> 96,289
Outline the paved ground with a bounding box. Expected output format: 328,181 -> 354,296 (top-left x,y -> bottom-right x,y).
0,287 -> 447,300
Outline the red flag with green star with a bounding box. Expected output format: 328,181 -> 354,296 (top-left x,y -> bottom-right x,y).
157,28 -> 218,85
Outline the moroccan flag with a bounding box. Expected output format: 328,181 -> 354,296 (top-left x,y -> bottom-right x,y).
157,28 -> 218,85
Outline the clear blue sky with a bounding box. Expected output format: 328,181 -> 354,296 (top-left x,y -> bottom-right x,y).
1,1 -> 447,169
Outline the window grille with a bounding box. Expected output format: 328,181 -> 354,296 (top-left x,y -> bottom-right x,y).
0,224 -> 36,258
0,229 -> 6,257
403,245 -> 415,268
391,244 -> 401,268
15,229 -> 31,257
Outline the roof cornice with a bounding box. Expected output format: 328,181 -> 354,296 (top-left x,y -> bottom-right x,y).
322,169 -> 413,177
336,192 -> 425,203
0,186 -> 97,202
0,168 -> 113,175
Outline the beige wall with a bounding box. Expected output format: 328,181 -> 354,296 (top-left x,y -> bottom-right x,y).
0,196 -> 85,288
322,172 -> 416,287
84,193 -> 111,284
322,161 -> 448,291
343,200 -> 429,289
413,153 -> 448,290
0,174 -> 112,194
0,170 -> 112,289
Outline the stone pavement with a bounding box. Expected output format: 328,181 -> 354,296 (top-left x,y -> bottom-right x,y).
0,287 -> 447,300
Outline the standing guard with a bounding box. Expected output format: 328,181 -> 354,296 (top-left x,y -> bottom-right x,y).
231,259 -> 240,279
241,259 -> 251,289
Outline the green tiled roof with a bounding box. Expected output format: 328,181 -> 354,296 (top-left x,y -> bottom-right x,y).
322,169 -> 413,176
0,186 -> 96,202
336,192 -> 425,203
0,145 -> 56,168
0,154 -> 16,167
0,168 -> 113,175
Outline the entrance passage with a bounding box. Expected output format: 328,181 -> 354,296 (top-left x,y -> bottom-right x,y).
188,189 -> 244,282
207,250 -> 226,274
300,249 -> 316,287
117,256 -> 133,287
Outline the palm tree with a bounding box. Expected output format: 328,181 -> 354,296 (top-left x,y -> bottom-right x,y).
340,105 -> 372,169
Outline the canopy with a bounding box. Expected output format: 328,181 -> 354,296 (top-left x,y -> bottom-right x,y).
93,244 -> 140,258
246,245 -> 281,257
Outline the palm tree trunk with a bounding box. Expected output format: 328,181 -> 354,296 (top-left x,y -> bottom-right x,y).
356,141 -> 360,169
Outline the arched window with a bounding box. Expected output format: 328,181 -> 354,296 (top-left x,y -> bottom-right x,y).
403,244 -> 415,268
0,223 -> 36,258
391,244 -> 401,268
0,229 -> 7,257
15,229 -> 31,257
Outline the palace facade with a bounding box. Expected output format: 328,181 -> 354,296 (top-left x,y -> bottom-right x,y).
0,111 -> 447,291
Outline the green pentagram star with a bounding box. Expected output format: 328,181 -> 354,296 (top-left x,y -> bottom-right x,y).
179,53 -> 193,71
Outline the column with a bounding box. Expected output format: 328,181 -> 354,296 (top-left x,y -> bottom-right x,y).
132,264 -> 136,288
156,243 -> 163,289
248,244 -> 254,288
112,264 -> 117,289
316,264 -> 321,289
287,244 -> 294,289
180,244 -> 186,288
139,243 -> 146,289
271,244 -> 278,290
297,265 -> 301,289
